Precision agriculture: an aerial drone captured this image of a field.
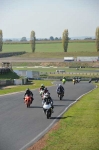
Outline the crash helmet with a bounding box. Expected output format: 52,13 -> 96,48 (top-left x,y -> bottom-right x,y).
45,93 -> 49,98
44,87 -> 47,90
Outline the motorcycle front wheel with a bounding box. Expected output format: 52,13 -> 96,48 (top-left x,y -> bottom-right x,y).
46,110 -> 51,119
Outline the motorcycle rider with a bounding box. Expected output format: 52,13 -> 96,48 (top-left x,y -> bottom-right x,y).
39,84 -> 45,98
73,77 -> 76,84
24,88 -> 33,103
62,77 -> 66,84
43,87 -> 49,94
42,93 -> 54,113
43,87 -> 50,99
56,84 -> 64,97
39,84 -> 45,91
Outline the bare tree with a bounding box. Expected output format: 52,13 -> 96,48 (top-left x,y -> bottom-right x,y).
96,27 -> 99,51
62,29 -> 69,52
30,31 -> 36,52
0,30 -> 3,52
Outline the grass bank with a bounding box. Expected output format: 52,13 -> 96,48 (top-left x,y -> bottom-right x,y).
0,70 -> 20,79
40,83 -> 99,150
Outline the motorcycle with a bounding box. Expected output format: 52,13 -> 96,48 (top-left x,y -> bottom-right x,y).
39,89 -> 44,99
78,78 -> 81,83
57,92 -> 64,100
24,94 -> 33,108
43,101 -> 52,119
73,79 -> 76,85
62,79 -> 66,85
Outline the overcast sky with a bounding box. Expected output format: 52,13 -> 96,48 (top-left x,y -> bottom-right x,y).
0,0 -> 99,39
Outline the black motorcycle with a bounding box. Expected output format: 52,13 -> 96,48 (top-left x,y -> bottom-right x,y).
57,92 -> 64,100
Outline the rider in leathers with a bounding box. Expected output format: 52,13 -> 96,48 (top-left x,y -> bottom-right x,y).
24,88 -> 33,103
42,93 -> 54,112
39,84 -> 45,91
56,84 -> 64,97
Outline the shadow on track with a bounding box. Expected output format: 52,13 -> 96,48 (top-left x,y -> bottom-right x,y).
29,106 -> 42,108
53,99 -> 75,102
54,104 -> 67,107
50,116 -> 72,119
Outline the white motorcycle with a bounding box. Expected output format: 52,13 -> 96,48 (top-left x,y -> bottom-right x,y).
43,102 -> 52,119
42,93 -> 53,119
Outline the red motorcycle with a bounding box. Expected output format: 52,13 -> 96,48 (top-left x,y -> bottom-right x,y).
24,94 -> 33,108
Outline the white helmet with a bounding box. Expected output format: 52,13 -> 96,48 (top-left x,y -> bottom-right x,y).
45,93 -> 49,98
59,84 -> 61,87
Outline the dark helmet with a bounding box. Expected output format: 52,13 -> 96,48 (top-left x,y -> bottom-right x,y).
44,87 -> 47,91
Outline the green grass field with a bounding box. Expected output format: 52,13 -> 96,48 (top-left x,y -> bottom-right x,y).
2,42 -> 99,59
3,42 -> 96,53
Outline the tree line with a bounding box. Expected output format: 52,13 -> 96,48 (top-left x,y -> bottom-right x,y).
0,27 -> 99,52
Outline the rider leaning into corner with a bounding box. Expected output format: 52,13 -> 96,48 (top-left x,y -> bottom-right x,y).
56,84 -> 64,97
42,93 -> 54,113
24,88 -> 34,103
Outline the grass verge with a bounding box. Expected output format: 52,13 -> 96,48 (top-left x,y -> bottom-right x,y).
29,83 -> 99,150
0,80 -> 53,95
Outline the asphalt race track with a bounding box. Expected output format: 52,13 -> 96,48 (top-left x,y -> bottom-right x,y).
0,81 -> 95,150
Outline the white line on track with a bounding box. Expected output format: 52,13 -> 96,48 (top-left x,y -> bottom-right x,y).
19,85 -> 97,150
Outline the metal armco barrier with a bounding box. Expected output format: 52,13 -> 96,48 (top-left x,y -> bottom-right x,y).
0,80 -> 14,86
